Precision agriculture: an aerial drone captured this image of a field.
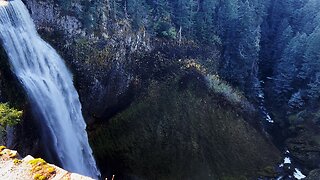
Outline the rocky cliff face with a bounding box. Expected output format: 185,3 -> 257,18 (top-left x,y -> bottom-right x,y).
24,0 -> 83,37
23,0 -> 152,123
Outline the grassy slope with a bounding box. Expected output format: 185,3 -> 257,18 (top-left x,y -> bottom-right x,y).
90,73 -> 280,180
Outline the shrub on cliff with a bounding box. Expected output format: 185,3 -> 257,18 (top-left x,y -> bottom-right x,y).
155,21 -> 177,39
0,103 -> 22,133
205,74 -> 254,110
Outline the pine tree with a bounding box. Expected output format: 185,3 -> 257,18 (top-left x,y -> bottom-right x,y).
171,0 -> 197,37
298,28 -> 320,102
219,0 -> 267,96
126,0 -> 149,28
193,0 -> 218,44
273,32 -> 307,104
299,28 -> 320,80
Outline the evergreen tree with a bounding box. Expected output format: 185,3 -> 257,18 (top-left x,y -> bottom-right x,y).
80,0 -> 112,31
171,0 -> 197,37
193,0 -> 218,44
151,0 -> 172,21
299,28 -> 320,80
272,20 -> 294,61
298,28 -> 320,102
219,0 -> 267,96
126,0 -> 149,28
109,0 -> 125,20
307,72 -> 320,102
273,32 -> 307,105
298,0 -> 320,34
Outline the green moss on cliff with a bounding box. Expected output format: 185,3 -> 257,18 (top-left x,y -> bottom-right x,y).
90,73 -> 280,179
28,158 -> 56,180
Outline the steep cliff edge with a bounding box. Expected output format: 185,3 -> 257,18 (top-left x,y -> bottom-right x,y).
24,0 -> 151,123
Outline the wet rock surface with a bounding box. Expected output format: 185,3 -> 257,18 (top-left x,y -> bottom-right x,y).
283,125 -> 320,179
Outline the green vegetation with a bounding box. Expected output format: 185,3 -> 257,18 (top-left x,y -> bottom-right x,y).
51,0 -> 271,99
0,145 -> 6,151
90,75 -> 279,179
0,147 -> 17,158
28,158 -> 46,166
0,103 -> 22,126
13,158 -> 22,165
154,21 -> 177,39
206,74 -> 249,108
28,158 -> 56,180
0,103 -> 22,135
0,145 -> 5,156
72,38 -> 112,66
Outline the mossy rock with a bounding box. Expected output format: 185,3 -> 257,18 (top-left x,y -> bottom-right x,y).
28,158 -> 56,180
13,158 -> 22,165
0,145 -> 6,151
28,158 -> 46,166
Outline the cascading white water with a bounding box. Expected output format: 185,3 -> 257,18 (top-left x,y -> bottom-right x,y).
0,0 -> 100,178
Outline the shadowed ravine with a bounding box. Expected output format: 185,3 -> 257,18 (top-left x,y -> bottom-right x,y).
0,0 -> 100,178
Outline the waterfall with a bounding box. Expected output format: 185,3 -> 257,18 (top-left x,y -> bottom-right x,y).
0,0 -> 100,178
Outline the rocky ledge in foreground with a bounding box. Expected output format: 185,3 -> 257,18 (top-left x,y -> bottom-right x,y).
0,146 -> 93,180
